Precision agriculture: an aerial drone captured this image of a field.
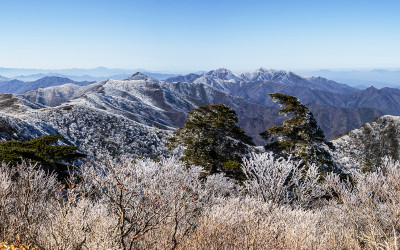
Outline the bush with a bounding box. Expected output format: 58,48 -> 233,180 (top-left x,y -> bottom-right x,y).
0,157 -> 237,249
1,155 -> 400,249
242,152 -> 325,207
324,156 -> 400,248
0,135 -> 85,180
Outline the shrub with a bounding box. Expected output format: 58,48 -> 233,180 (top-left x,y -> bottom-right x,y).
324,156 -> 400,248
0,135 -> 85,180
1,155 -> 400,249
242,152 -> 325,207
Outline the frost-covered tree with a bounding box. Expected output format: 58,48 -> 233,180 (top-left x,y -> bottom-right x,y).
260,93 -> 339,174
242,153 -> 325,207
167,104 -> 254,181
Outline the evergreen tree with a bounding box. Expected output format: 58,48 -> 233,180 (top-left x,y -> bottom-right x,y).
0,135 -> 86,179
260,93 -> 340,174
167,104 -> 254,181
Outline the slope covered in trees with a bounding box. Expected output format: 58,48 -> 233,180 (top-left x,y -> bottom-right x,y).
332,115 -> 400,171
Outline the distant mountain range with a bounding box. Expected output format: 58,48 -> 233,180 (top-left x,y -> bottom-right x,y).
0,68 -> 398,162
168,68 -> 400,116
0,67 -> 137,78
21,73 -> 282,145
0,67 -> 179,82
4,70 -> 383,146
1,67 -> 399,88
0,75 -> 10,81
0,76 -> 94,94
297,69 -> 400,89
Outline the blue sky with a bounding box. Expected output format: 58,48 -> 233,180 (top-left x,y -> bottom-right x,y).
0,0 -> 399,72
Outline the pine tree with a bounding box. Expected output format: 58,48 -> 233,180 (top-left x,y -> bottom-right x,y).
0,135 -> 86,179
260,93 -> 340,174
167,104 -> 254,181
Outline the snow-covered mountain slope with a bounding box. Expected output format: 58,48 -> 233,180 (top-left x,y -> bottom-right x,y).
23,74 -> 189,130
2,70 -> 397,167
22,83 -> 83,107
167,68 -> 400,118
166,68 -> 358,94
20,73 -> 383,143
22,73 -> 284,145
0,94 -> 44,113
0,98 -> 170,158
241,68 -> 356,94
165,73 -> 201,83
332,115 -> 400,170
192,68 -> 242,91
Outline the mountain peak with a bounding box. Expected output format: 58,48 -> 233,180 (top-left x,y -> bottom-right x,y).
365,86 -> 378,91
254,67 -> 277,74
125,72 -> 154,81
164,73 -> 201,83
207,68 -> 234,76
256,67 -> 268,72
265,68 -> 286,74
205,68 -> 239,80
240,68 -> 288,82
32,76 -> 76,84
212,68 -> 231,73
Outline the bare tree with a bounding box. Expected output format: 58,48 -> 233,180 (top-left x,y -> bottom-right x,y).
324,156 -> 400,248
243,152 -> 325,207
0,162 -> 58,248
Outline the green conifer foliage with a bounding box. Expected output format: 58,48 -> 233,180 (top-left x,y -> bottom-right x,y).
0,135 -> 86,179
167,104 -> 254,181
260,93 -> 338,173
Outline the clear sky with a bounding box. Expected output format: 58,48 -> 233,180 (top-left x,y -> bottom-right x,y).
0,0 -> 399,72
